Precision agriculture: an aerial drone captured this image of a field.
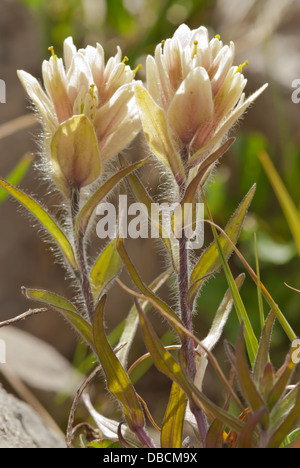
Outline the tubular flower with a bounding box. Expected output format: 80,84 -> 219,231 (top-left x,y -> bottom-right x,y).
136,24 -> 268,185
17,38 -> 141,192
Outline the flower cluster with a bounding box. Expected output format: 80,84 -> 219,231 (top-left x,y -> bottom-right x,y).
18,25 -> 267,195
18,38 -> 141,193
137,24 -> 267,184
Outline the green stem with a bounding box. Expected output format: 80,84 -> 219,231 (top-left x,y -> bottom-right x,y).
71,188 -> 95,324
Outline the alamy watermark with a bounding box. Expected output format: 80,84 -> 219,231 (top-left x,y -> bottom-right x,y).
292,339 -> 300,364
291,79 -> 300,104
95,196 -> 205,250
0,339 -> 6,364
0,79 -> 6,103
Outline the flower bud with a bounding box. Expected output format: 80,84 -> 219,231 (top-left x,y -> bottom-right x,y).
50,115 -> 101,194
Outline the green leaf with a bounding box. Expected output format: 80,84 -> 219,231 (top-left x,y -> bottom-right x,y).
205,418 -> 225,449
161,382 -> 186,449
253,311 -> 276,386
183,138 -> 235,200
117,268 -> 172,368
266,350 -> 296,411
237,408 -> 266,448
135,84 -> 186,185
22,287 -> 94,349
90,239 -> 122,301
86,439 -> 122,448
0,153 -> 33,205
281,427 -> 300,448
267,387 -> 300,448
258,150 -> 300,256
235,326 -> 268,427
188,184 -> 256,307
0,177 -> 77,271
254,233 -> 265,332
270,384 -> 299,430
201,273 -> 245,352
117,237 -> 184,339
201,191 -> 259,366
93,295 -> 145,432
135,298 -> 244,434
121,157 -> 179,272
75,159 -> 147,238
134,297 -> 188,389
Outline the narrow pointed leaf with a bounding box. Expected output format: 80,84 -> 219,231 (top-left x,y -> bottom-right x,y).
90,239 -> 122,301
237,408 -> 266,448
117,237 -> 184,338
201,273 -> 245,352
267,386 -> 300,448
188,184 -> 256,306
258,150 -> 300,256
236,327 -> 267,426
136,299 -> 244,433
206,418 -> 225,449
82,391 -> 141,446
118,268 -> 172,368
135,84 -> 186,185
266,350 -> 296,411
121,156 -> 179,272
201,191 -> 258,365
183,138 -> 235,202
93,295 -> 144,431
75,159 -> 147,237
0,153 -> 33,205
0,177 -> 77,270
161,382 -> 187,449
270,384 -> 299,430
253,310 -> 276,385
22,287 -> 94,349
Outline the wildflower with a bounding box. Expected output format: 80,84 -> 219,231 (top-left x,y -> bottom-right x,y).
136,24 -> 268,184
17,38 -> 141,193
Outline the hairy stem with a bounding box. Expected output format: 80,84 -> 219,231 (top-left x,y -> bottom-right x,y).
76,233 -> 95,323
178,165 -> 207,445
178,235 -> 196,380
135,426 -> 156,448
71,188 -> 95,324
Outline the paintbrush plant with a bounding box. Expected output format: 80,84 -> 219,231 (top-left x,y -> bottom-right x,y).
0,24 -> 299,449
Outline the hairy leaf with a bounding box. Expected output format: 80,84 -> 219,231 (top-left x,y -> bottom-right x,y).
135,84 -> 186,185
253,311 -> 276,386
23,287 -> 94,349
75,159 -> 147,238
117,237 -> 184,339
237,408 -> 266,448
93,295 -> 144,432
136,298 -> 244,433
90,239 -> 122,301
188,184 -> 256,306
267,387 -> 300,448
117,268 -> 172,368
121,157 -> 179,272
161,382 -> 187,449
258,150 -> 300,256
0,177 -> 77,270
0,153 -> 33,205
236,326 -> 267,425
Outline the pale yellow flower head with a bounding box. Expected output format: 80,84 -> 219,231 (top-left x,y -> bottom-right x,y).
18,38 -> 141,192
136,24 -> 267,184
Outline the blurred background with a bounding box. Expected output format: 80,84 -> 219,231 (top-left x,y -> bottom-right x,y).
0,0 -> 300,436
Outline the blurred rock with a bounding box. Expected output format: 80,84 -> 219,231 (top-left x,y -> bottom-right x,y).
0,385 -> 65,448
0,326 -> 79,393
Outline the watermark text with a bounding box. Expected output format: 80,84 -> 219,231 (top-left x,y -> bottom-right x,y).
0,79 -> 6,103
0,339 -> 6,364
95,196 -> 204,250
